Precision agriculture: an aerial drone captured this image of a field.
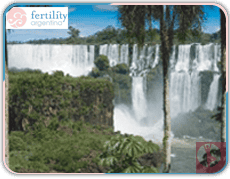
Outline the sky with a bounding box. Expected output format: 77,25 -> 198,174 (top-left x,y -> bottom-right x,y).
6,4 -> 221,42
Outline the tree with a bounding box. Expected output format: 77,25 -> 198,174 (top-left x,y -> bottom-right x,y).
220,9 -> 226,143
118,5 -> 204,173
94,55 -> 110,71
68,26 -> 80,38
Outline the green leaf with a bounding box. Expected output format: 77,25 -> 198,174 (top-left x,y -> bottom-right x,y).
142,166 -> 159,173
122,162 -> 143,173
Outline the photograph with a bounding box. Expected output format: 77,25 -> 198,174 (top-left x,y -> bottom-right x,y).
3,2 -> 228,174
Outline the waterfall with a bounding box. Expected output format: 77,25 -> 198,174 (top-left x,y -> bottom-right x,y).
130,44 -> 138,76
99,44 -> 108,56
132,77 -> 147,122
213,44 -> 221,72
139,45 -> 147,72
8,44 -> 95,77
175,44 -> 191,72
7,42 -> 221,142
108,44 -> 119,67
205,74 -> 221,110
120,44 -> 129,65
89,45 -> 95,67
8,43 -> 221,113
152,44 -> 160,68
193,43 -> 220,72
170,45 -> 196,116
99,44 -> 130,67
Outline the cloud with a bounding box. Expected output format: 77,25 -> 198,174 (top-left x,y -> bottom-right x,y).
202,25 -> 220,34
94,5 -> 118,12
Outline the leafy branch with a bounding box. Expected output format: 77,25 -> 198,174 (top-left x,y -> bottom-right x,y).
99,134 -> 160,173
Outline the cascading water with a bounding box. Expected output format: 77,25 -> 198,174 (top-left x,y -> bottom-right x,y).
99,44 -> 108,55
8,43 -> 221,142
205,74 -> 221,110
152,44 -> 160,68
169,43 -> 221,116
132,77 -> 147,122
130,44 -> 138,76
8,44 -> 95,77
99,44 -> 129,67
120,44 -> 129,65
108,44 -> 119,67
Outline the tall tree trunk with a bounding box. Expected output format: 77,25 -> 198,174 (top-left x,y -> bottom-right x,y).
160,5 -> 171,173
220,9 -> 226,143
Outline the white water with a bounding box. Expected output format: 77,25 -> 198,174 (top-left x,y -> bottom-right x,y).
132,77 -> 147,122
8,43 -> 221,143
205,74 -> 221,110
152,44 -> 160,68
114,104 -> 170,143
170,71 -> 201,117
108,44 -> 119,67
169,43 -> 221,116
120,44 -> 129,65
130,44 -> 160,76
8,44 -> 95,77
175,45 -> 191,72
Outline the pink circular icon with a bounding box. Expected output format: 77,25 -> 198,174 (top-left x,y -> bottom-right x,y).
7,7 -> 27,28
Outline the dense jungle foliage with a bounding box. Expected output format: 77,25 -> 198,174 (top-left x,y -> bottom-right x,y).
8,69 -> 161,173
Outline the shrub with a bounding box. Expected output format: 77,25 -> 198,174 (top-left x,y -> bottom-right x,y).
9,135 -> 27,151
112,63 -> 129,75
94,55 -> 110,71
90,67 -> 100,78
99,134 -> 159,173
53,70 -> 64,77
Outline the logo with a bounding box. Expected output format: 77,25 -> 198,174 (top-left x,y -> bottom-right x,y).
7,8 -> 27,28
196,142 -> 226,173
6,7 -> 68,29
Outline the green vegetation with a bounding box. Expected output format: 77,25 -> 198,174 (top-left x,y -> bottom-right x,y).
111,63 -> 129,75
9,120 -> 114,173
8,26 -> 220,45
99,134 -> 160,173
91,67 -> 100,78
88,59 -> 132,105
9,70 -> 114,131
94,55 -> 110,71
8,69 -> 161,173
9,121 -> 161,173
109,72 -> 132,105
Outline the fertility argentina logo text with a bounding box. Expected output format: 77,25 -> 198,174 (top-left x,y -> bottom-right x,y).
6,7 -> 68,29
7,8 -> 27,28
